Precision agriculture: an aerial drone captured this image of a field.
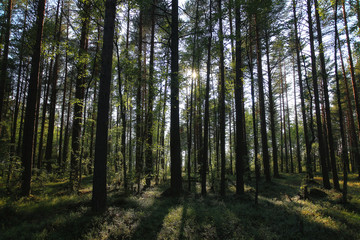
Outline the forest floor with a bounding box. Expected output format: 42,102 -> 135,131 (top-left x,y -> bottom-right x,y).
0,173 -> 360,240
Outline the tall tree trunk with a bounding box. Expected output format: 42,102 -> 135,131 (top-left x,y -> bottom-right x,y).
160,62 -> 169,183
218,0 -> 227,196
62,77 -> 72,171
336,21 -> 360,180
115,38 -> 127,190
10,0 -> 28,160
293,0 -> 312,178
247,18 -> 259,203
235,1 -> 245,193
264,29 -> 279,178
92,0 -> 116,212
144,0 -> 156,189
306,0 -> 331,189
136,8 -> 143,192
21,0 -> 47,196
70,0 -> 91,191
18,66 -> 29,155
45,0 -> 63,165
314,0 -> 340,190
255,13 -> 271,182
342,0 -> 360,178
187,79 -> 193,191
292,56 -> 302,173
285,72 -> 294,173
58,3 -> 69,167
334,1 -> 348,202
202,0 -> 213,196
280,73 -> 289,173
170,0 -> 182,195
37,62 -> 51,169
0,0 -> 13,123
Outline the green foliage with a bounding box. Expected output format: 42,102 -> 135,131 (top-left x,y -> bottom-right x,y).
1,174 -> 359,239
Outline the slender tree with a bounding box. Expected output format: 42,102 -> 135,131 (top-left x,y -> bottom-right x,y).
314,0 -> 340,190
254,13 -> 271,182
235,0 -> 245,193
170,0 -> 182,195
293,0 -> 312,178
70,0 -> 91,191
306,0 -> 330,189
342,0 -> 360,178
145,0 -> 157,188
334,0 -> 348,202
218,0 -> 227,196
202,0 -> 213,197
92,0 -> 117,212
264,29 -> 279,178
21,0 -> 47,196
45,0 -> 63,165
0,0 -> 12,123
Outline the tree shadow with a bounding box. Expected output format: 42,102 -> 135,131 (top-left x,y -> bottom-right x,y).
130,195 -> 180,240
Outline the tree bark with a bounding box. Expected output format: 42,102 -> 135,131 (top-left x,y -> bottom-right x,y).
293,0 -> 312,178
0,0 -> 13,123
235,1 -> 245,193
306,0 -> 331,189
264,29 -> 279,178
92,0 -> 117,212
314,0 -> 340,190
70,0 -> 91,191
21,0 -> 47,196
342,0 -> 360,178
334,1 -> 348,202
145,0 -> 157,188
255,13 -> 271,182
202,0 -> 213,196
170,0 -> 182,195
218,0 -> 227,196
45,0 -> 63,165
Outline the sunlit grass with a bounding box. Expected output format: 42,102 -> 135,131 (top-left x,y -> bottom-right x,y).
1,173 -> 359,239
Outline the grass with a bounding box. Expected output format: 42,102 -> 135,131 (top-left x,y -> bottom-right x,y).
0,173 -> 359,239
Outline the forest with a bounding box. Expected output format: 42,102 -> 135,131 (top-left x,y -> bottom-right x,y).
0,0 -> 360,239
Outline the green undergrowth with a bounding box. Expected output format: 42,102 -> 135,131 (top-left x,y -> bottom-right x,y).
0,173 -> 359,239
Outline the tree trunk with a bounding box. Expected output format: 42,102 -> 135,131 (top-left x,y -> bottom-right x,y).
37,62 -> 51,169
255,13 -> 271,182
170,0 -> 182,195
136,8 -> 144,192
92,0 -> 116,212
70,0 -> 91,191
334,1 -> 348,202
202,0 -> 213,196
21,0 -> 47,196
293,0 -> 312,178
280,73 -> 289,173
306,0 -> 331,189
218,0 -> 227,196
58,2 -> 69,167
45,0 -> 63,166
0,0 -> 13,123
314,0 -> 340,190
264,29 -> 279,178
144,0 -> 156,189
247,18 -> 259,203
285,72 -> 294,173
292,56 -> 302,173
342,0 -> 360,178
235,1 -> 245,193
10,0 -> 28,159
